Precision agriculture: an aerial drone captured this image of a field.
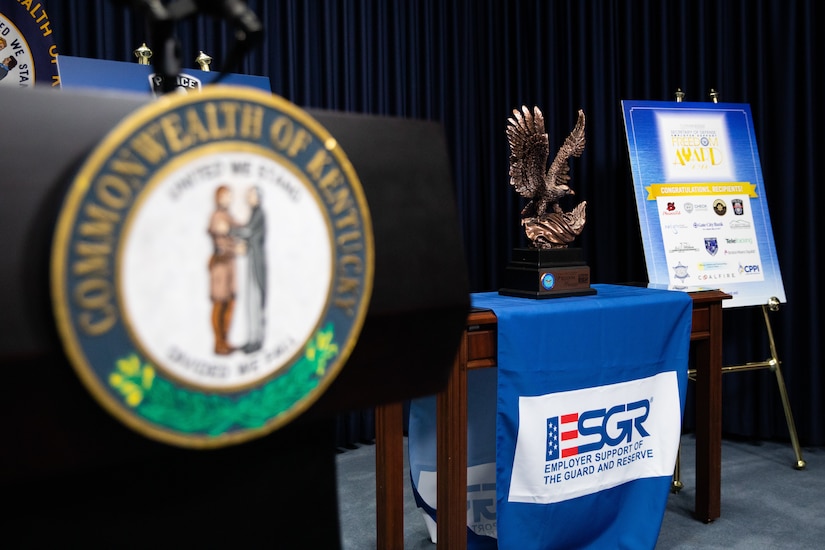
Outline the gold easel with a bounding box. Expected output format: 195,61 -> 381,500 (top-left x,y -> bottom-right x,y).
671,89 -> 805,495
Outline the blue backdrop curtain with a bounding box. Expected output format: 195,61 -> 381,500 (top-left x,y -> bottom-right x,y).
46,0 -> 822,446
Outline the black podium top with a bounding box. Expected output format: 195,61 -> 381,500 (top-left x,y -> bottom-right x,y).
1,85 -> 468,466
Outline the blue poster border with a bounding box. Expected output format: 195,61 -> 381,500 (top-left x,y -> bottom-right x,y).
621,100 -> 786,308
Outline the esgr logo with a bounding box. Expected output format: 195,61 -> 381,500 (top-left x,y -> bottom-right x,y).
509,372 -> 682,505
546,399 -> 650,461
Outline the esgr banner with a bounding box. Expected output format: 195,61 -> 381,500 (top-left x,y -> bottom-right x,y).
408,367 -> 499,548
509,371 -> 681,505
475,284 -> 691,549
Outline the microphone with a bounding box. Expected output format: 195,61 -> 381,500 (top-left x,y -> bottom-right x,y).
189,0 -> 264,82
189,0 -> 263,41
113,0 -> 264,91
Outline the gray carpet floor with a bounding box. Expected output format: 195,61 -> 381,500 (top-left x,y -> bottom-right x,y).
336,435 -> 825,549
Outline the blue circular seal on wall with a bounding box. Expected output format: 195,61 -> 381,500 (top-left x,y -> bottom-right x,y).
0,1 -> 60,87
51,87 -> 374,448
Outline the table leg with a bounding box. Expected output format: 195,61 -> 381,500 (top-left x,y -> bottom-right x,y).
693,301 -> 723,522
437,332 -> 468,549
375,401 -> 405,549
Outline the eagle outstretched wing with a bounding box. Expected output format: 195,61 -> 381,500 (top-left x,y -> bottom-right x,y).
505,106 -> 588,248
506,105 -> 549,200
547,109 -> 586,188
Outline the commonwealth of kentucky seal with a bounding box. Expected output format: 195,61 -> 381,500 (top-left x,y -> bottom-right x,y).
51,87 -> 374,448
0,0 -> 60,87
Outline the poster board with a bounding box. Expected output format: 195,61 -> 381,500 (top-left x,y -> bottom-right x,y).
621,100 -> 786,308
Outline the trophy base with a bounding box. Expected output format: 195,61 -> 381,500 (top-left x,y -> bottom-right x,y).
499,248 -> 597,300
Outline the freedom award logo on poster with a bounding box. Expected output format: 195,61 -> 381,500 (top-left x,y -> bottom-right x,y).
51,87 -> 374,448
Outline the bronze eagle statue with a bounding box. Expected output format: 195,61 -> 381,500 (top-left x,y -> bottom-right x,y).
506,106 -> 587,248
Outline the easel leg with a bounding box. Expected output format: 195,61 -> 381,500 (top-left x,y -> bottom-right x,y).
761,304 -> 806,470
671,445 -> 683,493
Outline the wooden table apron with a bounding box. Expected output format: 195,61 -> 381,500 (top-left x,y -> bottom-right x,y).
374,288 -> 730,549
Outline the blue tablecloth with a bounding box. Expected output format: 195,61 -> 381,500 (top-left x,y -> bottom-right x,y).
409,284 -> 693,549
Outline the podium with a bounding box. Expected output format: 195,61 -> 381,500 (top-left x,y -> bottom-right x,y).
0,86 -> 469,546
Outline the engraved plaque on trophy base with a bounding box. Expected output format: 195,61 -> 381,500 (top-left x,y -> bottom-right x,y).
499,247 -> 597,299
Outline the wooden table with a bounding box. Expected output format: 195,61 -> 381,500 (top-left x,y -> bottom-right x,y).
374,289 -> 730,549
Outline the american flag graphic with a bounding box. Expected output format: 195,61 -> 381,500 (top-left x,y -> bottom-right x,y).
546,413 -> 579,460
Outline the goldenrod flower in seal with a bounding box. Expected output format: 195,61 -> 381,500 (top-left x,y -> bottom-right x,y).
306,324 -> 339,376
109,354 -> 155,408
